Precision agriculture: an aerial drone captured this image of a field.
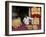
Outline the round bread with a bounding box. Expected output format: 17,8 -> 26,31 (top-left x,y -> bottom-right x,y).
12,18 -> 22,28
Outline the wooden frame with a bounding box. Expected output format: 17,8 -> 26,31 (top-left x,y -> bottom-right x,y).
5,1 -> 45,36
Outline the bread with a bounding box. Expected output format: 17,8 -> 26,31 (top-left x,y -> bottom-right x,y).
33,25 -> 38,30
12,18 -> 22,28
31,7 -> 40,15
31,17 -> 39,25
26,25 -> 33,30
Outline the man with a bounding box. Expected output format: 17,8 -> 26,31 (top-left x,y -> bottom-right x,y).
23,16 -> 33,25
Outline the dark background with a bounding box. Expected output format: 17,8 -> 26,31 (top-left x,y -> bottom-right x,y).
12,6 -> 29,22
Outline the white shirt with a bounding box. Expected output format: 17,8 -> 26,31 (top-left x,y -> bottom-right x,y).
23,16 -> 33,25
